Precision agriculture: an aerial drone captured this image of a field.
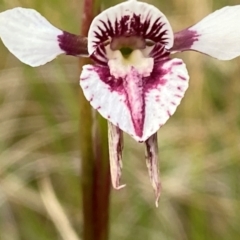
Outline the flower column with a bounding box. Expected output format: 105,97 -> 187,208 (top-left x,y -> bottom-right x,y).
79,0 -> 111,239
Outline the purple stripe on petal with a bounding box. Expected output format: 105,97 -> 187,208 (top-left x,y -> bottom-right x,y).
92,15 -> 169,50
170,28 -> 199,53
58,31 -> 88,56
92,66 -> 124,92
123,68 -> 145,138
149,43 -> 170,62
89,43 -> 108,66
88,1 -> 174,55
178,75 -> 187,81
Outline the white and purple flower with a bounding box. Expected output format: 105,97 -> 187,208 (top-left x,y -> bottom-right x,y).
1,0 -> 240,205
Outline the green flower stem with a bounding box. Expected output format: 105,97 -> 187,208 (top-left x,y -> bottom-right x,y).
79,0 -> 111,240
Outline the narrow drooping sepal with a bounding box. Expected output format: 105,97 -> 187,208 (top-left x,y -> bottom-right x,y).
108,121 -> 125,190
145,133 -> 160,207
0,8 -> 88,66
171,6 -> 240,60
80,58 -> 189,142
88,0 -> 174,59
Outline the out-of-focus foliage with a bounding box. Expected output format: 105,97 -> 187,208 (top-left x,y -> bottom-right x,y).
0,0 -> 240,239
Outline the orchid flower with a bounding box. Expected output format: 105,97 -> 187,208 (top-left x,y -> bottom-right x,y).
1,0 -> 240,206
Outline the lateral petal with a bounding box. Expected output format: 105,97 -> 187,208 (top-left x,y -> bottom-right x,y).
171,6 -> 240,60
0,8 -> 88,66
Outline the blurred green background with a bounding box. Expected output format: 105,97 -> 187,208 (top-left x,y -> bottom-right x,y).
0,0 -> 240,239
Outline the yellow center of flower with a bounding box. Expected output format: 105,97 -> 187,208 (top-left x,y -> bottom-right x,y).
107,49 -> 154,79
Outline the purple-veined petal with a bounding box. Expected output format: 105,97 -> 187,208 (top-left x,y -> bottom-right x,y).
143,58 -> 189,138
0,8 -> 88,67
145,133 -> 161,207
171,6 -> 240,60
88,0 -> 173,59
80,58 -> 189,142
80,64 -> 136,139
108,121 -> 125,190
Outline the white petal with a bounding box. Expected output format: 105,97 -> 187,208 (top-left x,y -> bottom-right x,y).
143,58 -> 189,138
88,0 -> 173,56
80,64 -> 137,139
172,6 -> 240,60
0,7 -> 64,66
80,58 -> 189,142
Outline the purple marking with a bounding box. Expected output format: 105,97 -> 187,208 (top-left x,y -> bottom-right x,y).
92,13 -> 170,51
123,68 -> 145,138
93,66 -> 124,93
58,31 -> 88,56
149,43 -> 170,62
144,60 -> 169,93
90,43 -> 108,66
171,61 -> 183,66
155,95 -> 160,102
81,77 -> 89,81
177,86 -> 183,92
170,28 -> 199,52
178,74 -> 187,81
